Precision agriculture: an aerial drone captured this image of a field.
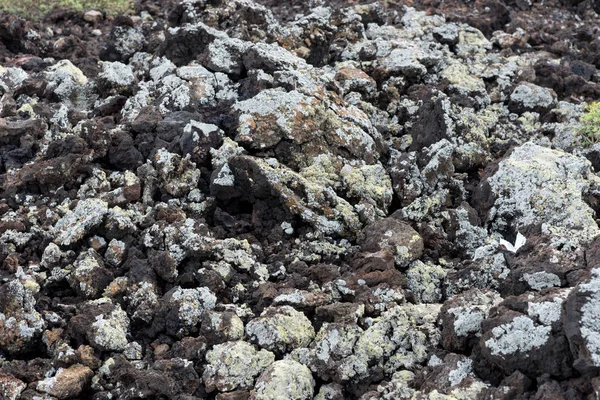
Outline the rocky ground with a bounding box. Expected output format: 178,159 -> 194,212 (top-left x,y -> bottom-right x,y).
1,0 -> 600,398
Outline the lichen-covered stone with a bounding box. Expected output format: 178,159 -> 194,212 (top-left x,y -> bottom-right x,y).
245,306 -> 315,354
68,299 -> 130,352
440,289 -> 502,352
232,89 -> 380,170
200,311 -> 245,344
53,199 -> 109,246
0,372 -> 26,400
36,364 -> 93,399
340,163 -> 393,218
0,279 -> 45,354
304,304 -> 440,383
97,61 -> 136,94
564,267 -> 600,374
479,289 -> 573,378
89,302 -> 130,352
229,155 -> 362,237
508,83 -> 556,114
203,341 -> 274,392
406,260 -> 447,304
250,359 -> 315,400
152,149 -> 202,197
163,286 -> 217,338
67,248 -> 113,299
104,239 -> 127,267
486,143 -> 600,249
44,60 -> 88,105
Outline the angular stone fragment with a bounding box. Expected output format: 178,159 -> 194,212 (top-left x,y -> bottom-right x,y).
251,360 -> 315,400
406,260 -> 447,304
245,306 -> 315,354
508,83 -> 556,114
357,217 -> 424,269
479,289 -> 573,379
36,364 -> 93,399
440,289 -> 502,352
0,372 -> 26,400
67,248 -> 113,299
68,299 -> 130,352
0,280 -> 45,354
200,311 -> 244,344
485,143 -> 600,249
97,61 -> 136,94
162,286 -> 217,338
229,156 -> 362,237
232,89 -> 379,169
564,267 -> 600,375
53,199 -> 109,246
203,341 -> 275,392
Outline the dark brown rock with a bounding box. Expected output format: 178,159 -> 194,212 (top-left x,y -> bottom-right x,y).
357,217 -> 423,269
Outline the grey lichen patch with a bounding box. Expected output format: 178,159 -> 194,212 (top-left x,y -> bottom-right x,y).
449,307 -> 486,338
245,306 -> 315,354
98,61 -> 136,93
448,358 -> 474,387
53,199 -> 109,246
203,341 -> 275,392
509,83 -> 556,113
484,316 -> 550,356
579,277 -> 600,366
528,297 -> 565,326
522,271 -> 561,291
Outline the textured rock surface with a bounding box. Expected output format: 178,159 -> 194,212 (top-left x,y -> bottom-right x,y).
1,0 -> 600,398
485,143 -> 600,249
203,341 -> 275,392
245,305 -> 315,354
251,359 -> 315,400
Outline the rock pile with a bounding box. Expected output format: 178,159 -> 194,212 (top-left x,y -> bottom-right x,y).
1,0 -> 600,398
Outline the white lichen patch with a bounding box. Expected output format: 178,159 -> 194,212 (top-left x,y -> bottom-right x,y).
53,199 -> 109,246
523,271 -> 561,291
449,307 -> 486,337
448,358 -> 474,387
485,316 -> 550,356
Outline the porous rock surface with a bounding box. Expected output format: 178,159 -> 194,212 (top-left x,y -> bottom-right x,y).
1,0 -> 600,398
